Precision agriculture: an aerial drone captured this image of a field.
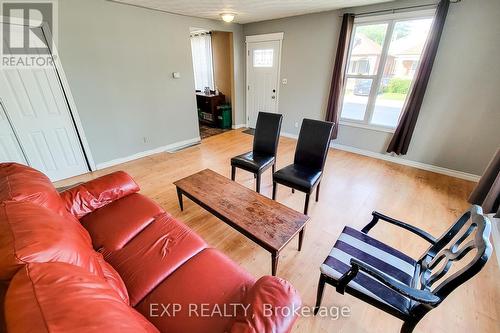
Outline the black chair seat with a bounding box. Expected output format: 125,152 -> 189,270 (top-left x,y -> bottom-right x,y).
273,164 -> 322,193
272,119 -> 334,215
230,112 -> 283,193
231,152 -> 275,173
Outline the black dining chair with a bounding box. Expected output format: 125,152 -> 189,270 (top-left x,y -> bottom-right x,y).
272,119 -> 334,215
314,205 -> 492,333
231,112 -> 283,193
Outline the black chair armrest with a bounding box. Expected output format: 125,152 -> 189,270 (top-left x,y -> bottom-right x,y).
362,211 -> 437,244
348,258 -> 440,305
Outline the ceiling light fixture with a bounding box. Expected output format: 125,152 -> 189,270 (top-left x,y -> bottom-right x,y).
220,13 -> 236,23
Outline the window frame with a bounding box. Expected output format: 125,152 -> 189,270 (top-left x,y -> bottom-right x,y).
253,48 -> 274,68
339,9 -> 436,132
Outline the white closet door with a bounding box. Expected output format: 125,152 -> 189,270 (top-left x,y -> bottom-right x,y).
0,100 -> 26,164
0,23 -> 88,181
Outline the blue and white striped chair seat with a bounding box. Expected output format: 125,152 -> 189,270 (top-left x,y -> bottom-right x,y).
321,226 -> 417,312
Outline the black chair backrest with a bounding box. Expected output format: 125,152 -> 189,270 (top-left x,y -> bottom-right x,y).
294,119 -> 334,170
253,112 -> 283,157
415,205 -> 492,307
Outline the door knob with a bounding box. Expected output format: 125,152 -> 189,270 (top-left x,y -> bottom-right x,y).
271,96 -> 276,99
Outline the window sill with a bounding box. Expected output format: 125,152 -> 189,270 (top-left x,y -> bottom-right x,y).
339,121 -> 396,134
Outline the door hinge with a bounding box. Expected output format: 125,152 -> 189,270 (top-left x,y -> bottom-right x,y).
248,50 -> 250,56
247,85 -> 250,91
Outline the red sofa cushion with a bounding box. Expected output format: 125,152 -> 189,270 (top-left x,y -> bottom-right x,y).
97,254 -> 130,304
81,193 -> 164,251
0,280 -> 7,333
230,276 -> 302,333
60,171 -> 140,219
0,200 -> 96,280
0,163 -> 73,220
103,213 -> 207,306
0,200 -> 129,304
136,248 -> 256,333
5,262 -> 159,333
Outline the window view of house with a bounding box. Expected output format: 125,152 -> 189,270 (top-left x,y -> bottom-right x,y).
341,17 -> 433,128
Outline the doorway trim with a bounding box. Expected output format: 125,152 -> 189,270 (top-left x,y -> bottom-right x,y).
245,32 -> 283,128
0,17 -> 96,171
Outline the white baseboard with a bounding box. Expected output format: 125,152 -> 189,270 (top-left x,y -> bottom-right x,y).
280,132 -> 480,182
96,137 -> 201,170
281,131 -> 298,139
332,143 -> 480,182
232,124 -> 246,129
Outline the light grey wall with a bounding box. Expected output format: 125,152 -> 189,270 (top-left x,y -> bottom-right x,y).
58,0 -> 245,165
243,0 -> 500,175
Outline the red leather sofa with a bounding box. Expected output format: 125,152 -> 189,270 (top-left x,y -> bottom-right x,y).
0,163 -> 301,333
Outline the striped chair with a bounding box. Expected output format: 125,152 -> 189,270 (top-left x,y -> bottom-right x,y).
314,206 -> 492,333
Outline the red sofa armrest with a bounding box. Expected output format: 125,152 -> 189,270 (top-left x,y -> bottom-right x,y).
60,171 -> 140,219
231,276 -> 301,333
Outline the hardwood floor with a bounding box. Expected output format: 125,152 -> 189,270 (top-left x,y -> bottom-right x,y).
56,129 -> 499,333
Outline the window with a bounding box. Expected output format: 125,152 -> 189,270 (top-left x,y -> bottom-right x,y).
340,13 -> 434,129
350,59 -> 371,75
190,32 -> 214,91
253,49 -> 274,67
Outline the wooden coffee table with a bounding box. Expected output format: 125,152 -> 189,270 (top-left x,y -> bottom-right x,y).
174,169 -> 309,276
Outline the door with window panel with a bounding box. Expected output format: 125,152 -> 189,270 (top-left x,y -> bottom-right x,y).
340,15 -> 434,129
247,40 -> 281,128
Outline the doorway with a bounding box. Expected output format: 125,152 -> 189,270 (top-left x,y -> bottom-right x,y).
0,20 -> 91,181
246,33 -> 283,129
190,28 -> 235,139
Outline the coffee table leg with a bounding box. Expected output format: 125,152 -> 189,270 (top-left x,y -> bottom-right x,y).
176,187 -> 184,211
298,227 -> 305,251
271,252 -> 279,276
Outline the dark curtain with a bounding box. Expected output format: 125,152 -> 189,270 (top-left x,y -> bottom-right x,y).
469,149 -> 500,218
387,0 -> 450,155
325,13 -> 354,139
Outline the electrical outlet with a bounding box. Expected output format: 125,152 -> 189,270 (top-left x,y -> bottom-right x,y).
143,137 -> 148,143
282,78 -> 287,85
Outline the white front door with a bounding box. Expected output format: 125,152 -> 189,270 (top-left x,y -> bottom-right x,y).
0,23 -> 88,181
246,39 -> 281,128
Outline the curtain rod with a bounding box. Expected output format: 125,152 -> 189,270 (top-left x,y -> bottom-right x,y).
346,0 -> 460,18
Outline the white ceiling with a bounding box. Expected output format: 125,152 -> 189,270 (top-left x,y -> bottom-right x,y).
111,0 -> 394,24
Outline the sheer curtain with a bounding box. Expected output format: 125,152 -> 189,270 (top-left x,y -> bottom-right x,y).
190,33 -> 214,91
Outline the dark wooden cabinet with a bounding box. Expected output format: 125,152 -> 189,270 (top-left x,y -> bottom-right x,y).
196,93 -> 225,126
